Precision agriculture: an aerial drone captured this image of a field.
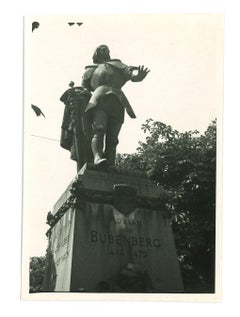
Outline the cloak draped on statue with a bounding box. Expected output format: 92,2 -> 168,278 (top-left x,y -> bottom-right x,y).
60,86 -> 93,171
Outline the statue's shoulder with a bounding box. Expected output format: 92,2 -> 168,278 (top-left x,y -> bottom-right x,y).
83,65 -> 97,80
85,65 -> 97,69
60,86 -> 90,103
107,59 -> 127,69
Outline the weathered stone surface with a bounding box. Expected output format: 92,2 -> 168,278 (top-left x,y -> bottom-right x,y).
78,164 -> 162,199
44,166 -> 183,293
44,209 -> 75,291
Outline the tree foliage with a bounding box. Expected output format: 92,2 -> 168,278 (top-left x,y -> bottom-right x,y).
29,256 -> 46,293
116,119 -> 216,292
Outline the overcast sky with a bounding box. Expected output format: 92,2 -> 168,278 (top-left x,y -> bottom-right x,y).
23,14 -> 223,257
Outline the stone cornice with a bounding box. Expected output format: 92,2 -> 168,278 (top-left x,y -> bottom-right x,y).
46,165 -> 169,234
46,177 -> 168,234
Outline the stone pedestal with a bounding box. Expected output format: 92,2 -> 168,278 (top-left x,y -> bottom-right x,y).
43,165 -> 183,292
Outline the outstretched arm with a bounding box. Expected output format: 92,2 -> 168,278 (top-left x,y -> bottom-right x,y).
130,65 -> 150,82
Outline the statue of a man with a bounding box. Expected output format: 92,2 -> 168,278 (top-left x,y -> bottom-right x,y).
81,44 -> 150,167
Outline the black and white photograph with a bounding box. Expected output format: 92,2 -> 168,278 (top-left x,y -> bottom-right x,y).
22,14 -> 223,300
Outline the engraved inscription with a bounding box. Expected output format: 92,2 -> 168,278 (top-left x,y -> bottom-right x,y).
90,230 -> 161,248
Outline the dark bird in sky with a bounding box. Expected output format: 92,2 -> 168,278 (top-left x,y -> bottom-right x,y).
31,104 -> 45,118
76,23 -> 83,27
68,22 -> 75,26
32,21 -> 40,32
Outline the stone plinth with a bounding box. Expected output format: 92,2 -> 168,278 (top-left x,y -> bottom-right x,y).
43,165 -> 183,293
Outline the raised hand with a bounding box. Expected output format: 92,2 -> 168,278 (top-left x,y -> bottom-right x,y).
131,65 -> 150,82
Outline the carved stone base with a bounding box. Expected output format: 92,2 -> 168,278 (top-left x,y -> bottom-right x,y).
43,165 -> 183,293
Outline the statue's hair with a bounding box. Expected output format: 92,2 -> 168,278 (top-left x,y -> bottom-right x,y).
92,45 -> 110,63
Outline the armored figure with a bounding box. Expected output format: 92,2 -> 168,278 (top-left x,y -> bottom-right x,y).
81,45 -> 150,167
60,45 -> 149,170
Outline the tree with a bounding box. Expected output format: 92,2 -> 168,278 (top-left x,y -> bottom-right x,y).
29,256 -> 46,293
116,119 -> 216,292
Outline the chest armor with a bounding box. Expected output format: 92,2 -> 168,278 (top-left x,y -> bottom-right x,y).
90,63 -> 126,90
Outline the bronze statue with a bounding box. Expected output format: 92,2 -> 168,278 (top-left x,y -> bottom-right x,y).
60,45 -> 150,170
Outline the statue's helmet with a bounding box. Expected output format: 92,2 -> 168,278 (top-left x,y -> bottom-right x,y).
92,45 -> 110,63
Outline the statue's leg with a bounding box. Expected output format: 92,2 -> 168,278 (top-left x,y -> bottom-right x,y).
104,94 -> 124,166
91,109 -> 107,165
105,118 -> 123,166
105,124 -> 122,166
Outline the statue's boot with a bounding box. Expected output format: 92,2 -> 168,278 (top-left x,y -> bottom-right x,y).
91,135 -> 107,167
105,146 -> 116,167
